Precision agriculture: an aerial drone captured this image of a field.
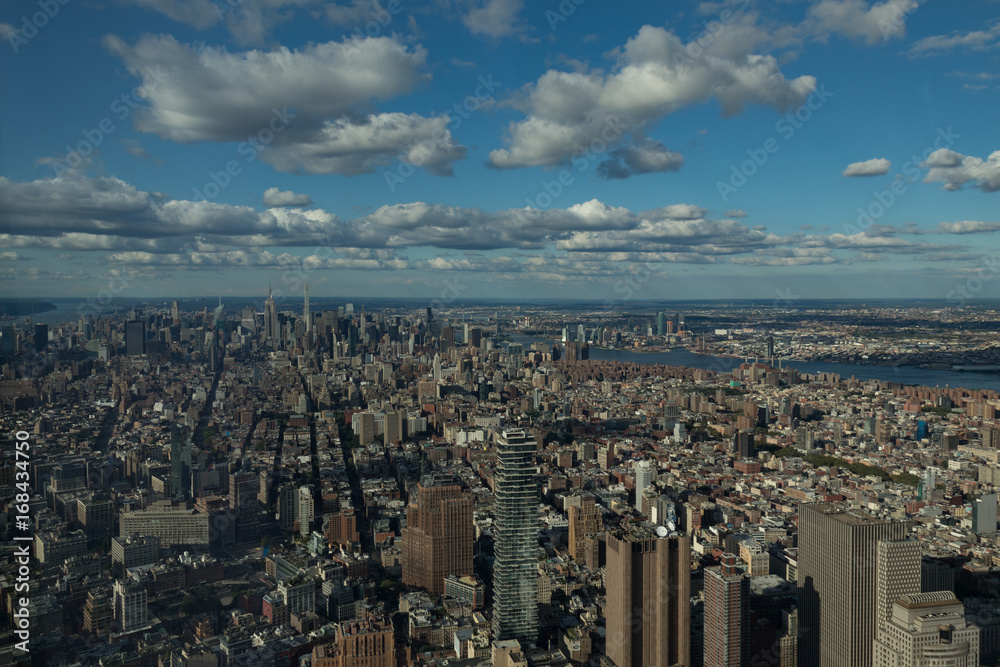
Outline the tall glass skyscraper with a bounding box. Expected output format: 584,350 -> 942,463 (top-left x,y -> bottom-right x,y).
492,428 -> 538,644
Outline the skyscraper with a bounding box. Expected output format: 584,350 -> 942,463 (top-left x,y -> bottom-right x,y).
605,529 -> 691,667
972,493 -> 997,534
634,459 -> 653,513
303,283 -> 311,332
704,553 -> 749,667
264,286 -> 279,344
125,320 -> 145,356
169,424 -> 192,499
797,504 -> 909,667
492,428 -> 539,644
401,476 -> 473,595
875,539 -> 921,628
567,494 -> 602,562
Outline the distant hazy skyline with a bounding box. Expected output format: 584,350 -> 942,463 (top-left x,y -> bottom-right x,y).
1,0 -> 999,302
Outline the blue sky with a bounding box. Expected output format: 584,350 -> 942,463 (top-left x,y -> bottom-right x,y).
1,0 -> 999,302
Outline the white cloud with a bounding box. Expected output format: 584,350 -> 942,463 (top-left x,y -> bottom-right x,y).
462,0 -> 525,39
262,187 -> 313,206
487,25 -> 815,171
261,113 -> 466,176
725,209 -> 748,218
103,34 -> 468,177
937,221 -> 1000,234
804,0 -> 917,44
908,22 -> 1000,56
842,157 -> 891,177
922,148 -> 1000,192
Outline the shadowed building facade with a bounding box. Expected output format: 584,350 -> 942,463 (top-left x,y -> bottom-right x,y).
606,529 -> 691,667
797,504 -> 909,667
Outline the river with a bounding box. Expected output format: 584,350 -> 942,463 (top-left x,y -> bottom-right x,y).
507,333 -> 1000,393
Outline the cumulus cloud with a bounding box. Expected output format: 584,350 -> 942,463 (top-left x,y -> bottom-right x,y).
725,209 -> 748,218
103,34 -> 467,176
461,0 -> 526,39
921,148 -> 1000,192
597,139 -> 683,180
262,187 -> 313,206
842,157 -> 891,177
1,174 -> 977,275
487,25 -> 815,170
803,0 -> 917,44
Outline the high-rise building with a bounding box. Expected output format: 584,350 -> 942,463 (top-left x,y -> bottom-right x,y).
401,476 -> 473,595
634,460 -> 653,513
113,579 -> 148,633
567,494 -> 602,562
972,493 -> 997,534
656,311 -> 666,336
111,535 -> 159,578
170,424 -> 192,499
605,529 -> 691,667
704,553 -> 749,667
873,592 -> 979,666
358,412 -> 375,447
125,320 -> 145,356
298,486 -> 314,536
303,283 -> 311,332
264,286 -> 279,343
33,323 -> 48,352
797,504 -> 909,667
492,428 -> 539,644
875,539 -> 921,628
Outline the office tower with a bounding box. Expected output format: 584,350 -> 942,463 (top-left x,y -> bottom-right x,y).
797,504 -> 909,667
733,431 -> 755,459
634,460 -> 653,513
303,283 -> 310,332
113,579 -> 148,633
873,592 -> 979,666
972,493 -> 997,534
401,476 -> 473,595
77,495 -> 114,546
170,424 -> 192,499
432,352 -> 442,381
704,553 -> 749,667
171,299 -> 180,323
278,484 -> 297,530
567,494 -> 602,562
767,335 -> 775,359
383,410 -> 405,445
779,609 -> 799,667
125,320 -> 145,356
875,539 -> 921,628
33,323 -> 48,351
492,429 -> 539,644
111,535 -> 159,578
656,311 -> 666,336
606,529 -> 691,667
298,486 -> 314,536
358,412 -> 375,446
264,286 -> 279,343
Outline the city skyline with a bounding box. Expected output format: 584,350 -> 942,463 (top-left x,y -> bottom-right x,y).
2,1 -> 1000,300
